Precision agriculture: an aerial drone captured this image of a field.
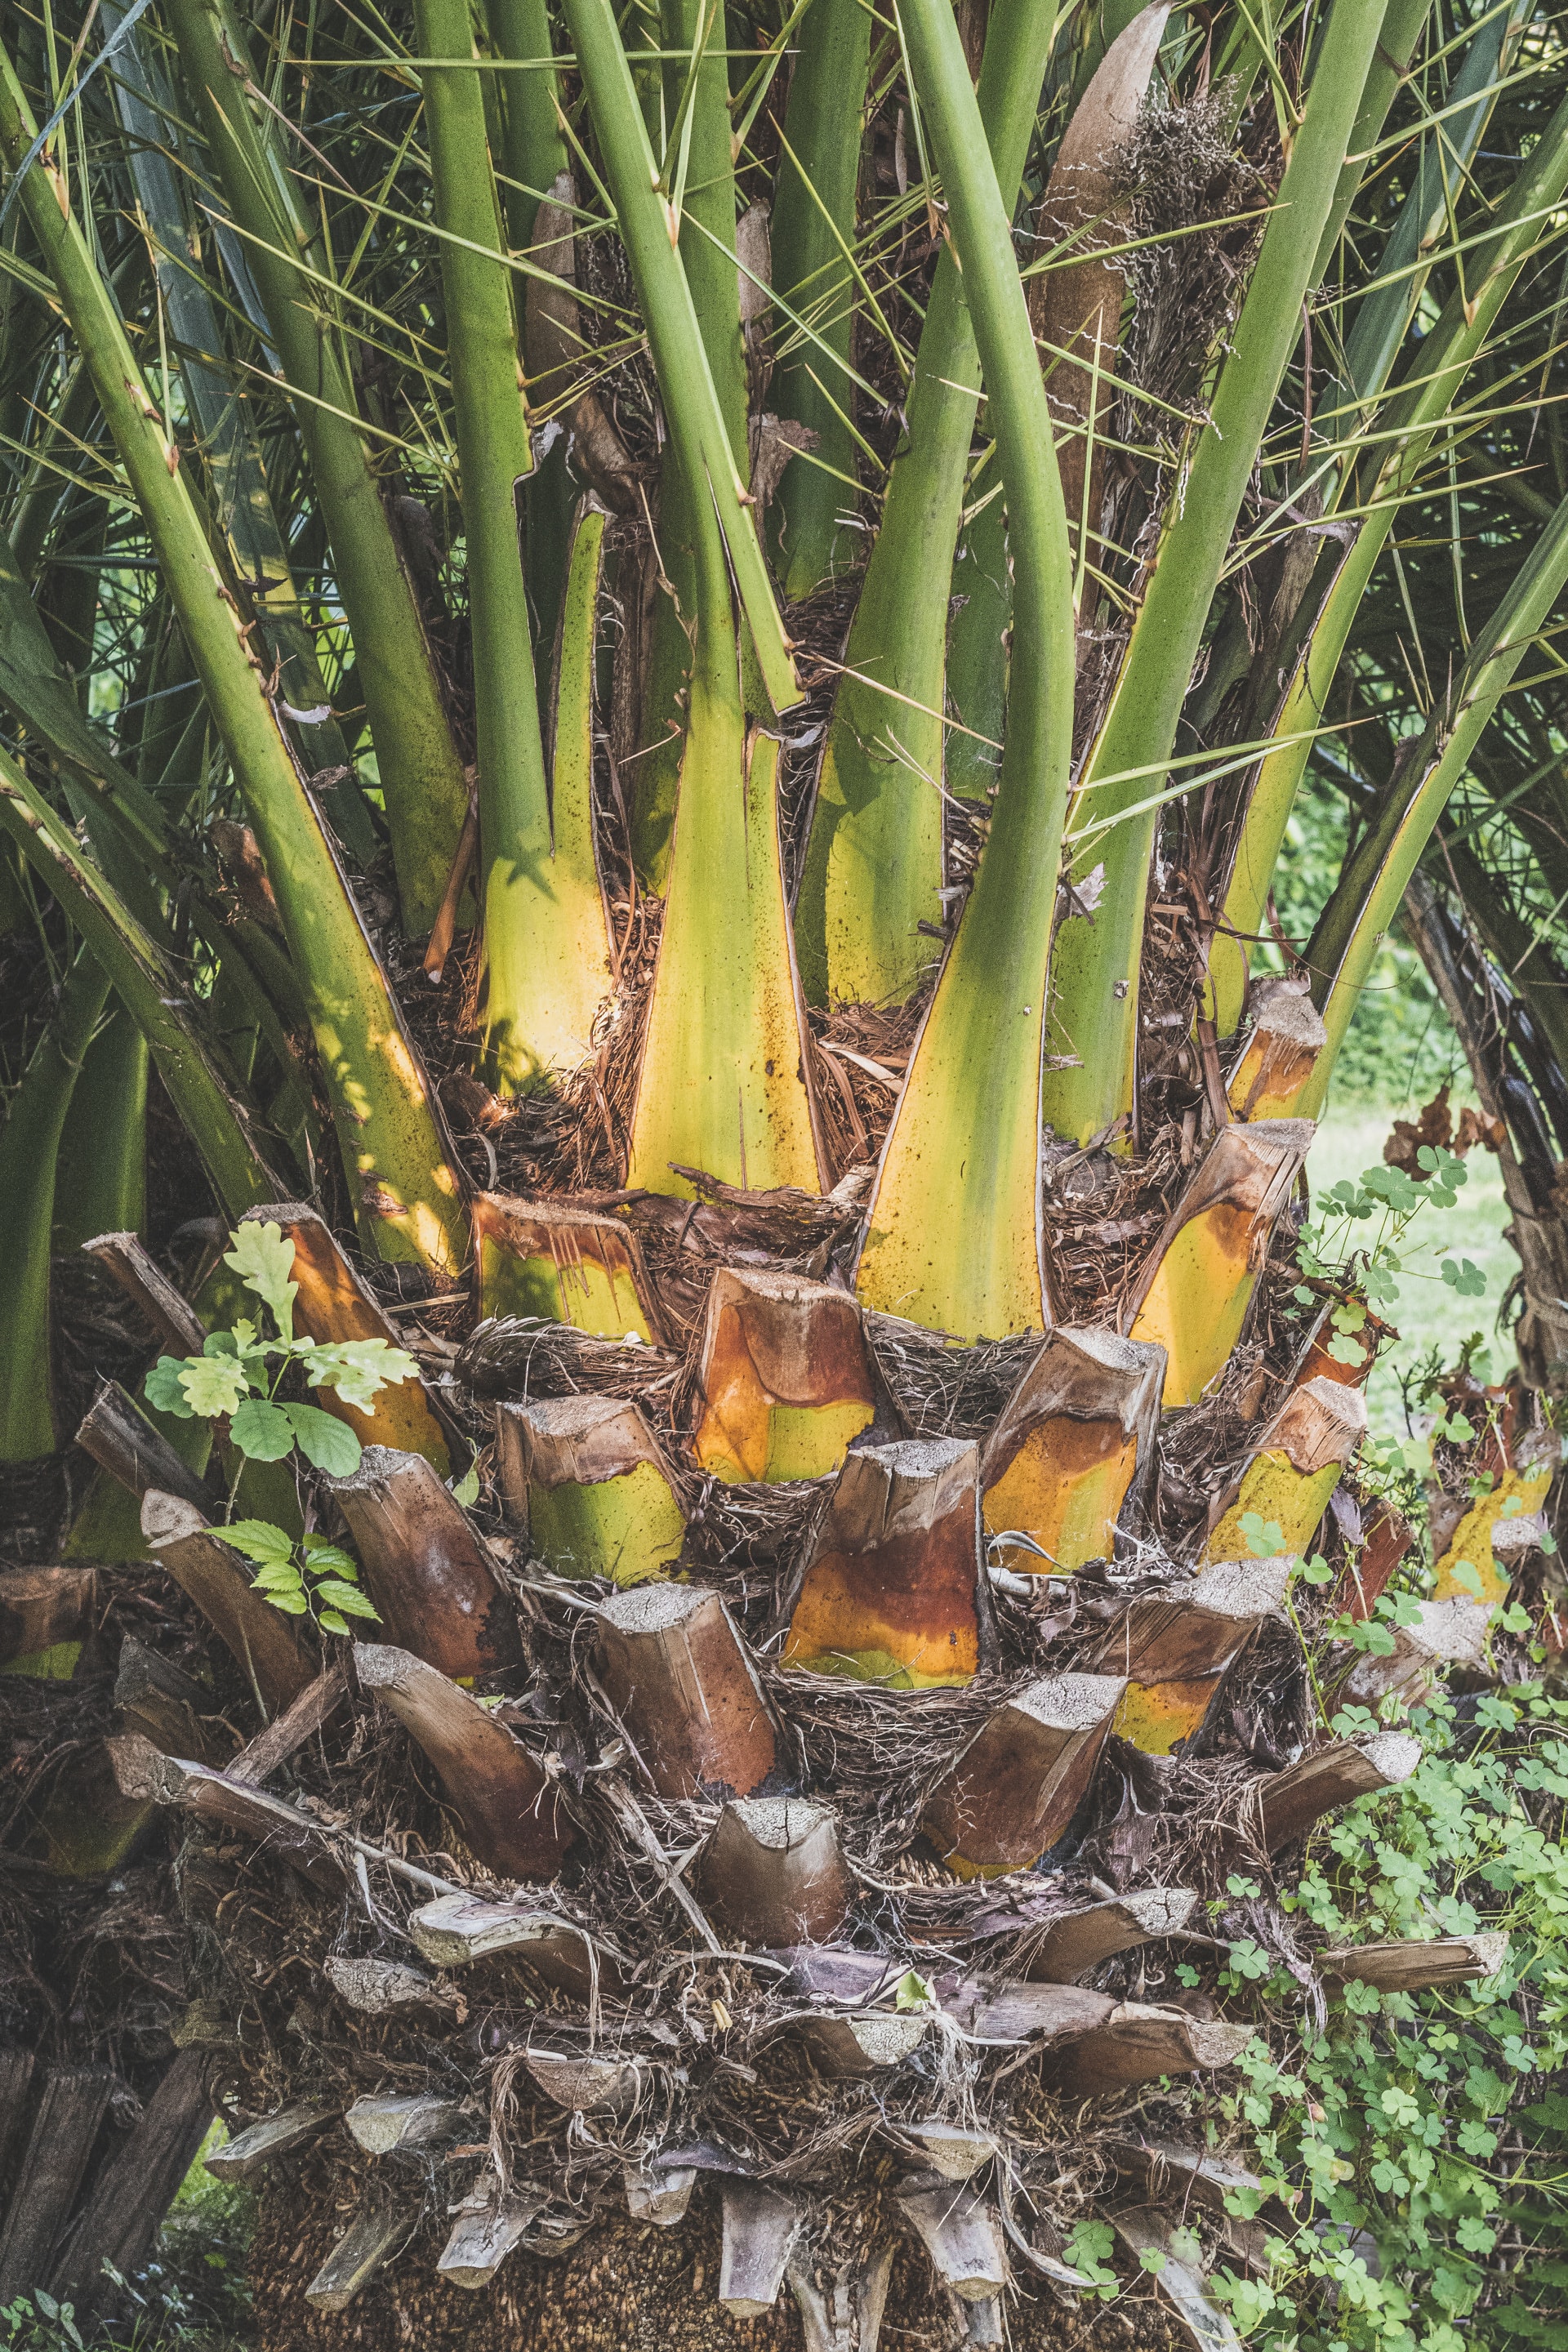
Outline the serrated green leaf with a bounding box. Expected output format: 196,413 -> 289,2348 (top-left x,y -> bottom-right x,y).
220,1520 -> 296,1566
223,1221 -> 299,1342
283,1402 -> 362,1477
178,1354 -> 253,1419
301,1539 -> 357,1576
145,1357 -> 195,1418
318,1609 -> 350,1635
266,1590 -> 311,1616
314,1579 -> 380,1620
303,1337 -> 420,1410
229,1397 -> 296,1460
252,1562 -> 305,1593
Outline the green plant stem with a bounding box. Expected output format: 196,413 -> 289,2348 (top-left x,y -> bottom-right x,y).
794,0 -> 1058,1007
854,0 -> 1075,1338
1039,0 -> 1389,1145
562,0 -> 800,721
1301,486 -> 1568,1117
0,943 -> 110,1460
485,0 -> 568,249
163,0 -> 468,931
628,0 -> 752,886
1212,0 -> 1535,1035
765,0 -> 871,600
418,0 -> 611,1089
0,39 -> 469,1271
0,743 -> 280,1215
51,997 -> 147,1249
105,0 -> 377,866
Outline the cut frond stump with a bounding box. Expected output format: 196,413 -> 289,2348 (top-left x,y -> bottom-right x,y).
329,1445 -> 519,1675
1095,1557 -> 1294,1753
1045,2002 -> 1253,2096
0,1564 -> 96,1675
203,2103 -> 336,2181
472,1193 -> 662,1339
355,1644 -> 572,1878
719,2180 -> 803,2316
141,1490 -> 317,1709
344,2091 -> 470,2154
1125,1120 -> 1316,1407
796,2010 -> 929,2077
699,1794 -> 853,1944
625,2162 -> 697,2225
595,1582 -> 781,1797
1260,1731 -> 1422,1851
783,1435 -> 983,1686
691,1265 -> 875,1483
77,1382 -> 215,1514
324,1956 -> 443,2013
524,2051 -> 643,2114
496,1395 -> 685,1585
108,1737 -> 342,1889
1226,978 -> 1328,1121
1112,2207 -> 1243,2352
1204,1375 -> 1367,1564
238,1205 -> 451,1469
83,1229 -> 208,1355
114,1637 -> 222,1765
980,1327 -> 1165,1571
405,1894 -> 604,1993
1320,1930 -> 1508,1991
438,2176 -> 545,2288
920,1671 -> 1126,1876
1334,1595 -> 1493,1708
897,2180 -> 1006,2301
1018,1886 -> 1200,1981
788,2243 -> 895,2352
304,2205 -> 412,2313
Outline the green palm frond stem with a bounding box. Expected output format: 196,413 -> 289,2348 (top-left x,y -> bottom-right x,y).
765,0 -> 872,602
1209,0 -> 1551,1036
853,0 -> 1075,1339
626,0 -> 753,887
417,0 -> 611,1091
104,0 -> 376,867
485,0 -> 568,251
0,745 -> 278,1219
485,0 -> 573,675
793,0 -> 1062,1010
1037,0 -> 1389,1149
161,0 -> 470,932
566,0 -> 819,1196
1296,486 -> 1568,1123
0,943 -> 110,1460
0,42 -> 469,1272
50,1000 -> 147,1251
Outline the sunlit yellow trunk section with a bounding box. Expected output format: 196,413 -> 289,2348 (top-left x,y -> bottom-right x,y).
627,656 -> 825,1198
1125,1121 -> 1315,1406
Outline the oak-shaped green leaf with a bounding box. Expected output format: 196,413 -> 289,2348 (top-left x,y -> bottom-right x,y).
145,1356 -> 196,1418
283,1403 -> 362,1477
180,1354 -> 253,1419
223,1220 -> 299,1342
229,1397 -> 296,1460
303,1338 -> 419,1409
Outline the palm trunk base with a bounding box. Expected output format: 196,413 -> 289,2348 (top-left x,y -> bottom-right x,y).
248,2180 -> 1181,2351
